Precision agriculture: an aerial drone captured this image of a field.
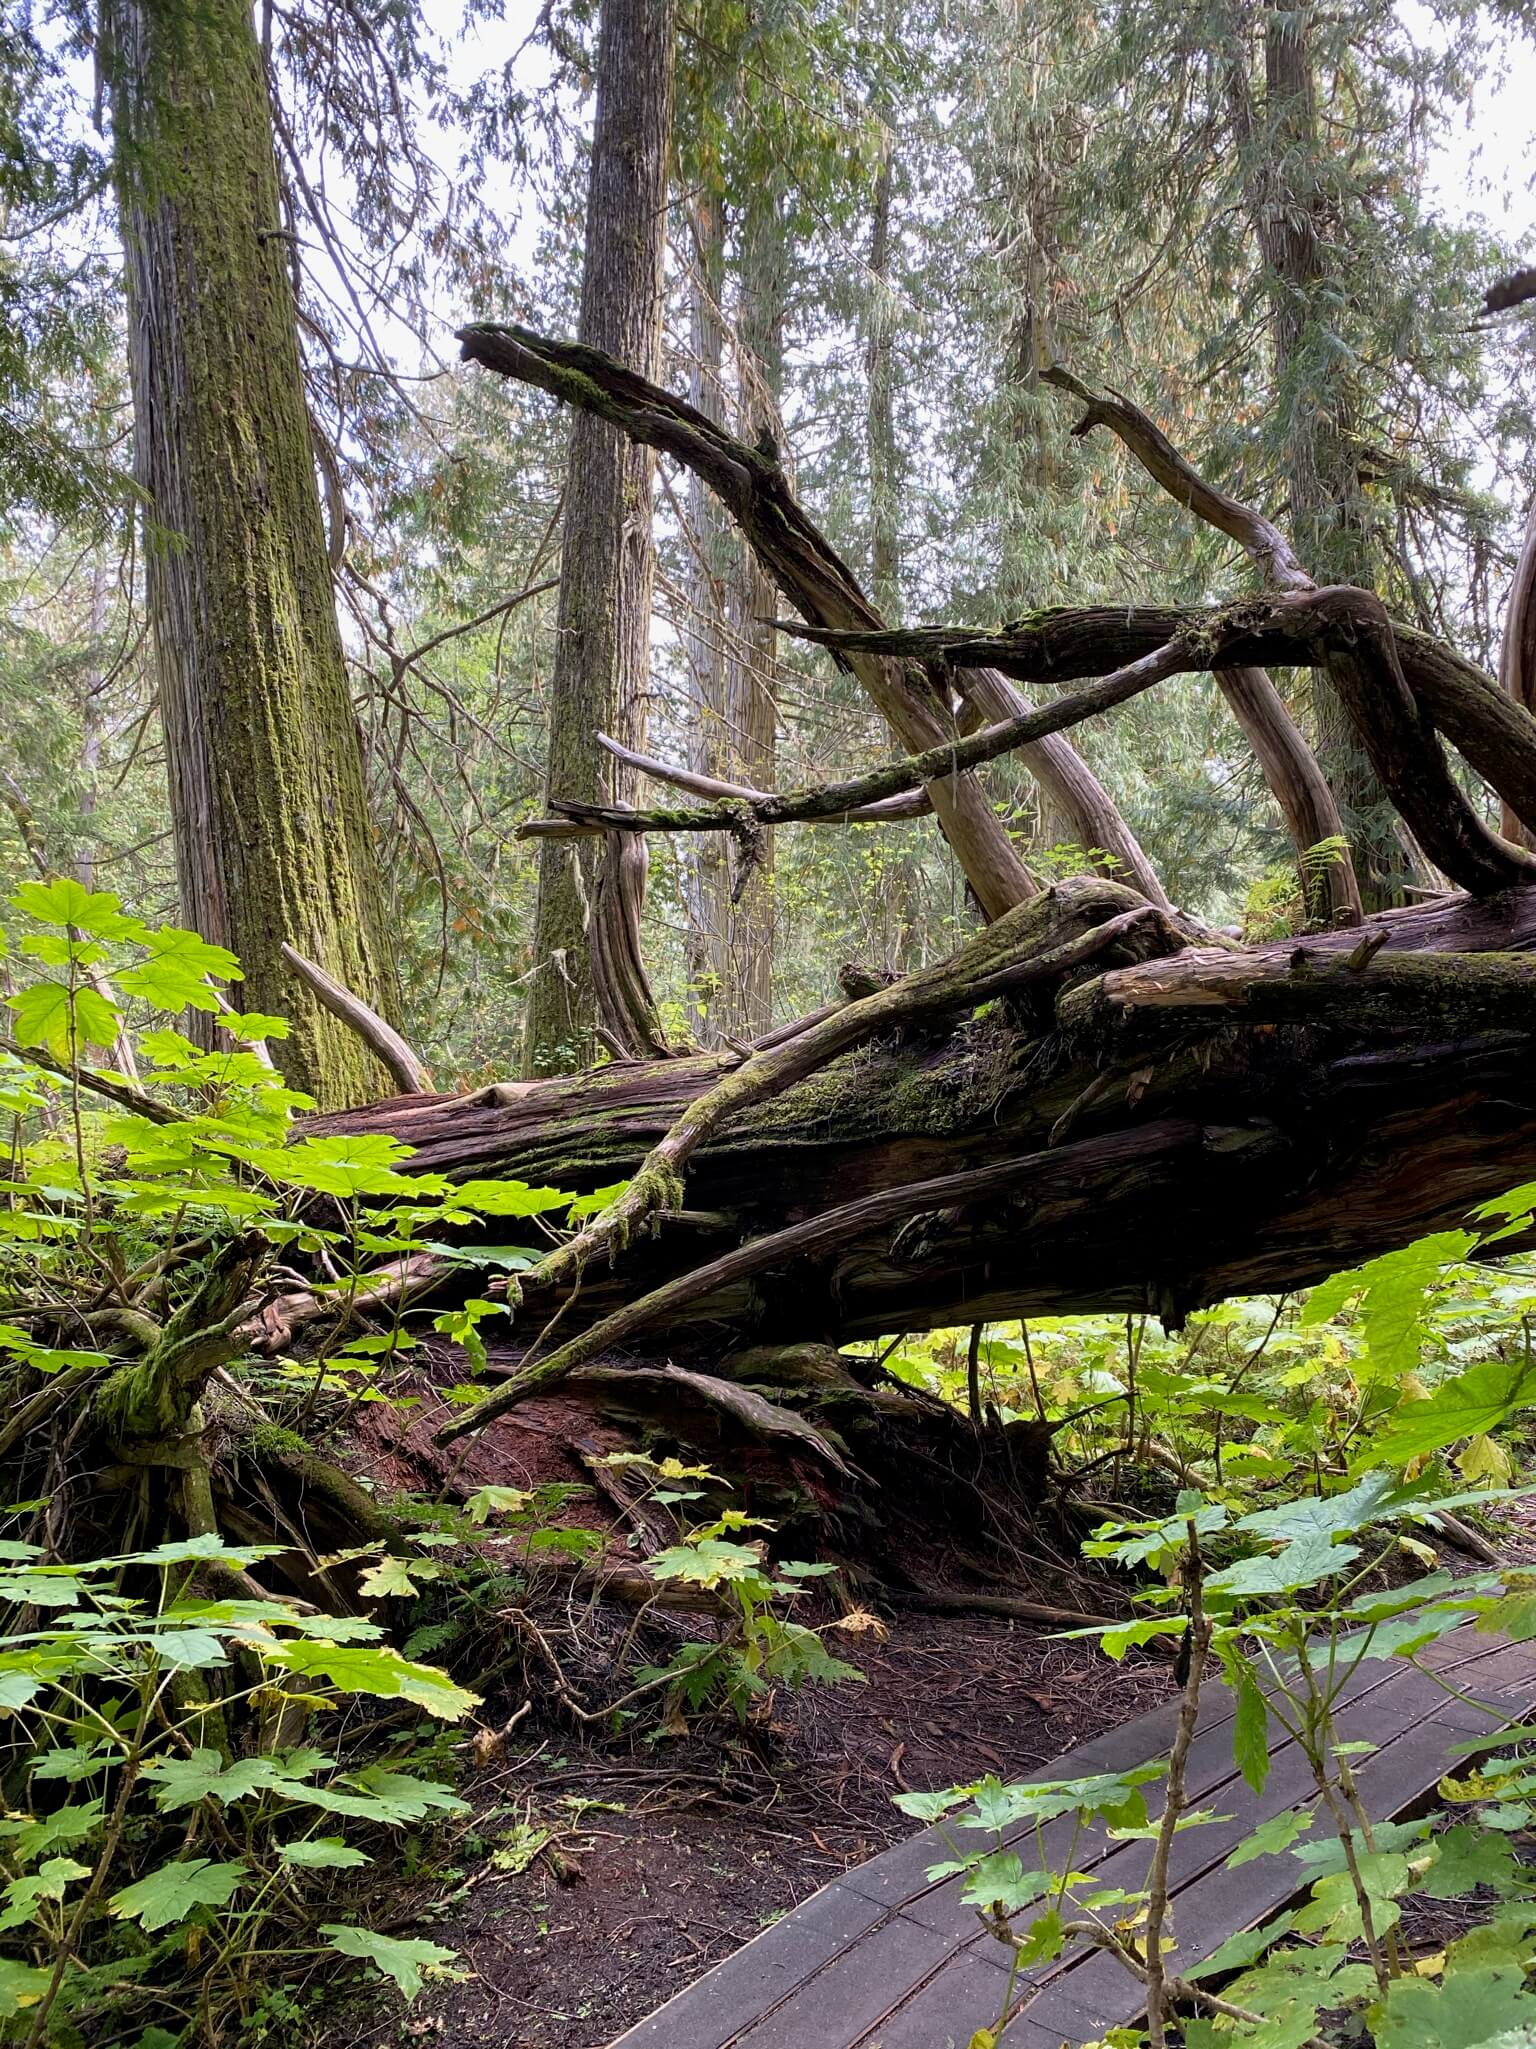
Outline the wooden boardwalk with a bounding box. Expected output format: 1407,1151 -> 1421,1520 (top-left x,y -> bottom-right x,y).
609,1628 -> 1536,2049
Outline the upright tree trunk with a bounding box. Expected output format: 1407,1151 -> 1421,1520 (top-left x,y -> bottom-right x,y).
863,134 -> 923,967
719,184 -> 787,1034
682,198 -> 735,1041
1237,0 -> 1404,906
681,186 -> 782,1043
522,0 -> 677,1075
104,0 -> 399,1109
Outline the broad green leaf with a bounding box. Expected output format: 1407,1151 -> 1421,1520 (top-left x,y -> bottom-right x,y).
1372,1356 -> 1536,1466
1233,1667 -> 1270,1794
1293,1856 -> 1407,1942
1421,1826 -> 1534,1902
1227,1809 -> 1312,1868
10,877 -> 135,937
7,980 -> 119,1060
278,1837 -> 371,1868
1290,1817 -> 1429,1871
112,1534 -> 281,1569
442,1178 -> 576,1217
1335,1606 -> 1463,1664
1235,1470 -> 1416,1544
1304,1232 -> 1474,1379
958,1850 -> 1051,1913
892,1788 -> 967,1823
1015,1905 -> 1066,1965
116,924 -> 243,1012
0,1855 -> 91,1933
320,1924 -> 457,2001
108,1857 -> 246,1931
1184,1917 -> 1293,1980
283,1767 -> 468,1827
1376,1966 -> 1536,2049
1460,1434 -> 1515,1488
1206,1529 -> 1360,1600
0,1802 -> 102,1862
142,1749 -> 317,1810
0,1955 -> 52,2017
464,1484 -> 535,1523
249,1135 -> 448,1200
263,1640 -> 480,1720
358,1556 -> 442,1599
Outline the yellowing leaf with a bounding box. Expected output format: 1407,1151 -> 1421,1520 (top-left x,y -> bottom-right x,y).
1458,1433 -> 1514,1488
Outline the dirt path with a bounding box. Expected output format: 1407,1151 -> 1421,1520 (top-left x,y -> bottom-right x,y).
332,1616 -> 1169,2049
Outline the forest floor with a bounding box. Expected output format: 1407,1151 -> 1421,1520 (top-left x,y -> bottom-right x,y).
314,1377 -> 1536,2049
304,1360 -> 1168,2047
329,1611 -> 1169,2049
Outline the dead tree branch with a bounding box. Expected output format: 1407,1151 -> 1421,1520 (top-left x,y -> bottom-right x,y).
459,322 -> 1160,919
524,643 -> 1187,840
1040,365 -> 1315,592
280,943 -> 431,1094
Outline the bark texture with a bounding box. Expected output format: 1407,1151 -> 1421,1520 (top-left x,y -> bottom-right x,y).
315,879 -> 1536,1370
521,0 -> 676,1075
106,0 -> 399,1108
1230,0 -> 1403,900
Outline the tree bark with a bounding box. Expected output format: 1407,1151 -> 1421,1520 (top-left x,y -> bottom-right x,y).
521,0 -> 676,1075
722,182 -> 787,1033
681,196 -> 733,1043
1215,666 -> 1363,924
1231,0 -> 1404,902
104,0 -> 400,1109
1501,497 -> 1536,849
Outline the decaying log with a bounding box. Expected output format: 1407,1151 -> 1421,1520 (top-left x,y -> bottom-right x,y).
303,877 -> 1536,1445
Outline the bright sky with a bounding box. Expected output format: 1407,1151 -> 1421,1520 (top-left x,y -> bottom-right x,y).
1411,5 -> 1536,243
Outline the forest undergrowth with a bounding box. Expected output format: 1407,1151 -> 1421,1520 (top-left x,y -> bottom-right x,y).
4,884 -> 1536,2049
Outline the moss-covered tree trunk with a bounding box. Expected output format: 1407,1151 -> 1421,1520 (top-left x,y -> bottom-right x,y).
105,0 -> 398,1108
521,0 -> 677,1076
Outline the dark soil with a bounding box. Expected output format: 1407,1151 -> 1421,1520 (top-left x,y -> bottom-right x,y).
328,1613 -> 1169,2049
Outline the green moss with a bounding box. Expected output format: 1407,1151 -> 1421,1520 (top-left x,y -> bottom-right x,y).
249,1421 -> 308,1459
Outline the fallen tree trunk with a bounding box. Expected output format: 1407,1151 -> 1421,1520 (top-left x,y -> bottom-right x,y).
313,878 -> 1536,1373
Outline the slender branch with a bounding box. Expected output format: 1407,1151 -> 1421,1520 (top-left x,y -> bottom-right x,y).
280,943 -> 431,1094
516,730 -> 933,835
0,1034 -> 182,1125
1040,364 -> 1315,593
781,602 -> 1536,846
524,643 -> 1188,839
458,321 -> 1047,918
781,588 -> 1536,892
